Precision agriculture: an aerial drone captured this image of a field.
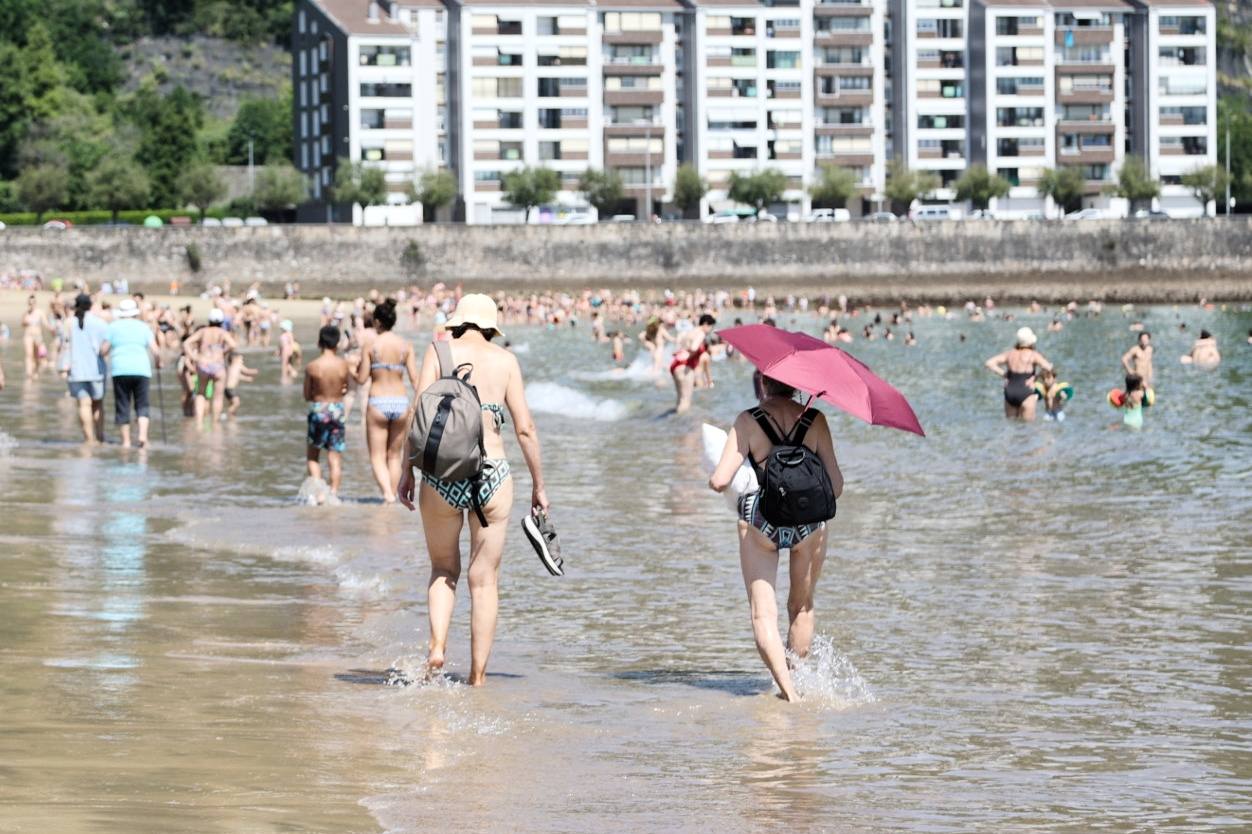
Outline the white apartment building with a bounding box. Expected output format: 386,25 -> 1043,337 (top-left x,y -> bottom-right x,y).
813,0 -> 888,210
692,0 -> 814,217
970,0 -> 1134,217
895,0 -> 972,199
294,0 -> 448,224
1139,0 -> 1218,216
294,0 -> 1217,222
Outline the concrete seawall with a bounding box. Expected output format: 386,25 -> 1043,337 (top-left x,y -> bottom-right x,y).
4,219 -> 1252,301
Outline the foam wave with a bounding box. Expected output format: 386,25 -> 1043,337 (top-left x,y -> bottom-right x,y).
571,350 -> 664,383
0,431 -> 15,454
790,635 -> 876,709
526,382 -> 628,422
334,565 -> 389,598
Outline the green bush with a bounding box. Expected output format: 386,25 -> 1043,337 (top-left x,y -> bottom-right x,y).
0,207 -> 234,226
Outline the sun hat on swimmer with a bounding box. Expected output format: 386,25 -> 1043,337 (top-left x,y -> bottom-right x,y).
446,293 -> 504,338
208,308 -> 225,324
116,299 -> 140,318
1015,326 -> 1038,348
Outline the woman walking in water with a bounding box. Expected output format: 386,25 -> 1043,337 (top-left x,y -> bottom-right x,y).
398,294 -> 549,686
21,295 -> 50,378
708,372 -> 843,702
184,309 -> 238,425
984,327 -> 1052,421
357,300 -> 419,503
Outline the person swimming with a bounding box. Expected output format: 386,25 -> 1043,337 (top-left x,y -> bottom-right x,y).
1112,374 -> 1153,429
985,327 -> 1053,421
1183,330 -> 1221,369
1034,368 -> 1073,422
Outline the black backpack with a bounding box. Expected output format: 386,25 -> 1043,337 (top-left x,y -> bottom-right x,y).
751,407 -> 837,527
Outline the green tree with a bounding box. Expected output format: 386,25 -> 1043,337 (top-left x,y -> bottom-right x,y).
672,163 -> 707,218
884,160 -> 940,213
1218,98 -> 1252,207
809,164 -> 858,209
502,165 -> 560,215
1038,166 -> 1086,215
1108,154 -> 1160,211
21,21 -> 68,122
0,43 -> 30,179
954,164 -> 1011,211
46,0 -> 122,94
22,91 -> 117,209
728,168 -> 787,213
332,159 -> 388,209
578,168 -> 624,218
253,163 -> 307,211
131,84 -> 204,207
87,156 -> 150,222
1180,164 -> 1228,214
407,167 -> 457,222
224,93 -> 293,165
17,164 -> 70,221
181,163 -> 225,220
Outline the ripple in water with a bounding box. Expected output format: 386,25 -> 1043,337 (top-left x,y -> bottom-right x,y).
790,636 -> 876,709
526,381 -> 628,422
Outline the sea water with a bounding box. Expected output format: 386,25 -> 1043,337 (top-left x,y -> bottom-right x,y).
0,304 -> 1249,833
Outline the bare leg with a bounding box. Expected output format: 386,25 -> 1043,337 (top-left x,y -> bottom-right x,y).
136,416 -> 149,447
419,482 -> 464,672
24,336 -> 36,377
466,478 -> 513,686
1020,395 -> 1038,422
738,521 -> 798,701
119,423 -> 132,448
786,525 -> 827,659
674,367 -> 695,414
76,396 -> 97,444
385,417 -> 408,498
327,449 -> 342,494
306,446 -> 322,481
210,380 -> 226,423
365,409 -> 396,502
91,399 -> 104,443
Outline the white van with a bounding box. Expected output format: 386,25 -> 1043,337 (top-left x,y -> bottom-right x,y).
912,205 -> 955,222
804,208 -> 852,223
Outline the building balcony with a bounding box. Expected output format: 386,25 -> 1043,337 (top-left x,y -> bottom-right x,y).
1055,27 -> 1113,46
1059,146 -> 1115,164
1058,89 -> 1114,105
1056,120 -> 1115,135
814,61 -> 874,73
814,32 -> 874,48
815,123 -> 874,134
1055,63 -> 1115,75
605,89 -> 664,106
813,5 -> 872,17
605,62 -> 663,76
604,122 -> 664,135
817,151 -> 874,167
605,152 -> 662,166
815,90 -> 873,106
604,30 -> 663,45
474,180 -> 502,192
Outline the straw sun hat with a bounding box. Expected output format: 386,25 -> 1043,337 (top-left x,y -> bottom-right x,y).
446,293 -> 504,338
1015,326 -> 1038,348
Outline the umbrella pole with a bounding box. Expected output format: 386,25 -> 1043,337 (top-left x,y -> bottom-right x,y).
156,364 -> 168,445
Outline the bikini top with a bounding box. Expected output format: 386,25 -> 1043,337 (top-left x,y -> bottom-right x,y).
371,345 -> 408,372
482,402 -> 506,430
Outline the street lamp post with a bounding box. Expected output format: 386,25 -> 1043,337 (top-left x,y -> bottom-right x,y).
644,122 -> 652,221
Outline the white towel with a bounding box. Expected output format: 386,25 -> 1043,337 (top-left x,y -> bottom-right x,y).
701,423 -> 759,512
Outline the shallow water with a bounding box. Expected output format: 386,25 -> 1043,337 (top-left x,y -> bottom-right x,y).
1,304 -> 1250,833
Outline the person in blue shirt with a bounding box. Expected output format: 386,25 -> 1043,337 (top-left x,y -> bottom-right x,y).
104,298 -> 161,448
66,293 -> 109,444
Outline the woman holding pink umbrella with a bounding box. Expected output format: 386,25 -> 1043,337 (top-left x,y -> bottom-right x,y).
709,371 -> 844,702
707,323 -> 923,702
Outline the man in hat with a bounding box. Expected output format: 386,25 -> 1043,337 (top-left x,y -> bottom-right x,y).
104,298 -> 160,448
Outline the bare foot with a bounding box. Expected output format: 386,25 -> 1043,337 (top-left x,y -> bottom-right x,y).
467,673 -> 486,687
423,650 -> 445,679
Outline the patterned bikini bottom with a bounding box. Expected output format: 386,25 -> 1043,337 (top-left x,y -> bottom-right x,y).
422,459 -> 511,511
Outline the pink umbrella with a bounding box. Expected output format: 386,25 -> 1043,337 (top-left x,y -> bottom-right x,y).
718,324 -> 925,436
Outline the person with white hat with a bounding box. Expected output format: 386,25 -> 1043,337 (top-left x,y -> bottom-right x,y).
183,307 -> 238,425
397,293 -> 552,686
984,326 -> 1053,421
278,318 -> 301,384
103,298 -> 161,447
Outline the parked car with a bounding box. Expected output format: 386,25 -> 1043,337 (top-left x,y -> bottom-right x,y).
804,208 -> 851,223
202,217 -> 223,227
746,211 -> 778,223
865,211 -> 898,223
912,205 -> 955,222
221,217 -> 245,227
43,219 -> 72,230
1065,208 -> 1109,220
966,209 -> 995,220
244,216 -> 269,227
704,211 -> 741,225
1133,209 -> 1171,220
610,214 -> 636,223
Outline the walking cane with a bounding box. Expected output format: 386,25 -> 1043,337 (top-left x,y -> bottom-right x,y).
155,363 -> 168,445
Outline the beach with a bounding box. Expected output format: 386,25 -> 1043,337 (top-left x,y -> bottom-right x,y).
1,296 -> 1248,832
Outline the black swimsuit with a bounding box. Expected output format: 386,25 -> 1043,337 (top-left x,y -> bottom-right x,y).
1004,369 -> 1037,407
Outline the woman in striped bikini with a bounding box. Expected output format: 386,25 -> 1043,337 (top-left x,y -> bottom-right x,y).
397,294 -> 549,686
356,300 -> 420,503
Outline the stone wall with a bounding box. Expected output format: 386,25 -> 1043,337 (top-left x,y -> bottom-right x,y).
4,219 -> 1252,301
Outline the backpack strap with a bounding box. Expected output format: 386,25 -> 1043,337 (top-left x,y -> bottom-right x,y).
433,340 -> 454,378
750,407 -> 783,445
789,408 -> 819,445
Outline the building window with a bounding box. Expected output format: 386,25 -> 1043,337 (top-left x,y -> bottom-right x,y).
1159,15 -> 1205,35
995,76 -> 1044,95
538,46 -> 588,67
361,109 -> 385,129
359,46 -> 412,67
918,114 -> 964,129
603,12 -> 661,33
1159,46 -> 1206,67
767,50 -> 800,69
